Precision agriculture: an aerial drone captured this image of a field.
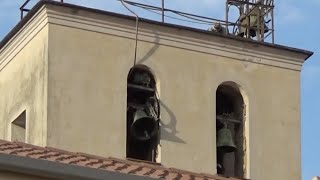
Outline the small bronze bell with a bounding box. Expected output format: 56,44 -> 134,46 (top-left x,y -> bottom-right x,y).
131,110 -> 158,141
217,124 -> 237,153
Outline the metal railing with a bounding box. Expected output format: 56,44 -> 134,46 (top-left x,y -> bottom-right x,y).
120,0 -> 274,43
19,0 -> 275,44
20,0 -> 64,19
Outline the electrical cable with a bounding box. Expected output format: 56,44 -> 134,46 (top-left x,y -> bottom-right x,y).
122,0 -> 215,25
141,7 -> 213,25
123,0 -> 233,27
125,1 -> 161,11
174,12 -> 217,24
119,0 -> 140,67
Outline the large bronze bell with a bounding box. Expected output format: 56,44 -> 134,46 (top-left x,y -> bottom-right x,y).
131,110 -> 158,141
217,125 -> 237,153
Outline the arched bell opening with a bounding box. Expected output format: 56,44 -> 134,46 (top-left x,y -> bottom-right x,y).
126,65 -> 160,162
216,82 -> 245,178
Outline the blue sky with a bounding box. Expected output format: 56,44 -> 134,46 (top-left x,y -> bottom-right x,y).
0,0 -> 319,179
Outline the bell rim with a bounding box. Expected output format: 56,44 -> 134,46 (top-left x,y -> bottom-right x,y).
130,118 -> 159,141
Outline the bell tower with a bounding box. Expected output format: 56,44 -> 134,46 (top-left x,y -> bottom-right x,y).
0,1 -> 312,180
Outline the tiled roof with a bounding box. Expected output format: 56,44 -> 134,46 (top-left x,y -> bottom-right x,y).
0,140 -> 242,180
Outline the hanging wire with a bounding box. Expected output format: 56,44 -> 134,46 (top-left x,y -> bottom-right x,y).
175,12 -> 216,24
120,0 -> 140,67
137,5 -> 213,25
121,0 -> 233,27
125,0 -> 159,11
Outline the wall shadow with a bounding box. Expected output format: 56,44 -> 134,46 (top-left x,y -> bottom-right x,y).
135,30 -> 185,144
160,100 -> 185,144
137,30 -> 160,64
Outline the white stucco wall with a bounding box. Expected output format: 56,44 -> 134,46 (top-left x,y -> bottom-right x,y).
0,7 -> 48,146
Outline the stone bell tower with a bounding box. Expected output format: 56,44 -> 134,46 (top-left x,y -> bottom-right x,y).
0,1 -> 312,180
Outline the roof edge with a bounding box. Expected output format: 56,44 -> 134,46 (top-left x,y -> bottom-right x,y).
0,139 -> 244,180
0,0 -> 314,61
0,1 -> 45,51
0,153 -> 154,180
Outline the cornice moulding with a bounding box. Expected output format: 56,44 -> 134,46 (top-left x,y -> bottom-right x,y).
46,8 -> 303,71
0,5 -> 305,72
0,7 -> 48,71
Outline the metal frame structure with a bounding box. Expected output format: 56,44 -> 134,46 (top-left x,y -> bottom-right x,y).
20,0 -> 64,19
19,0 -> 275,44
226,0 -> 275,43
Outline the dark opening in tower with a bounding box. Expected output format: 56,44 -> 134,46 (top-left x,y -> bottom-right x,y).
216,82 -> 245,178
126,65 -> 160,162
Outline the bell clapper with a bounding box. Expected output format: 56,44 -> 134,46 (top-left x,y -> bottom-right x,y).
144,131 -> 149,139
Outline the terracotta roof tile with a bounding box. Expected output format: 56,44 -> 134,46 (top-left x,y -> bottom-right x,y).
0,140 -> 243,180
134,167 -> 153,176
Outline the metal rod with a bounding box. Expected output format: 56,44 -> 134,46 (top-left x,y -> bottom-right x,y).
257,4 -> 261,41
261,7 -> 265,41
20,0 -> 30,19
161,0 -> 164,22
20,0 -> 65,20
217,115 -> 241,124
226,1 -> 229,34
246,0 -> 250,38
20,0 -> 30,11
271,8 -> 275,43
262,30 -> 273,40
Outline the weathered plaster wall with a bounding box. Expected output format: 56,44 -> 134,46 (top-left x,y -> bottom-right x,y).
0,14 -> 48,147
45,5 -> 304,180
47,24 -> 128,159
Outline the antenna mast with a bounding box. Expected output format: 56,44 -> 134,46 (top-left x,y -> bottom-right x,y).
226,0 -> 275,43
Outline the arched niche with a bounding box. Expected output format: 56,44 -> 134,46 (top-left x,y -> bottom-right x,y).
126,65 -> 160,162
216,81 -> 246,178
127,64 -> 157,89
